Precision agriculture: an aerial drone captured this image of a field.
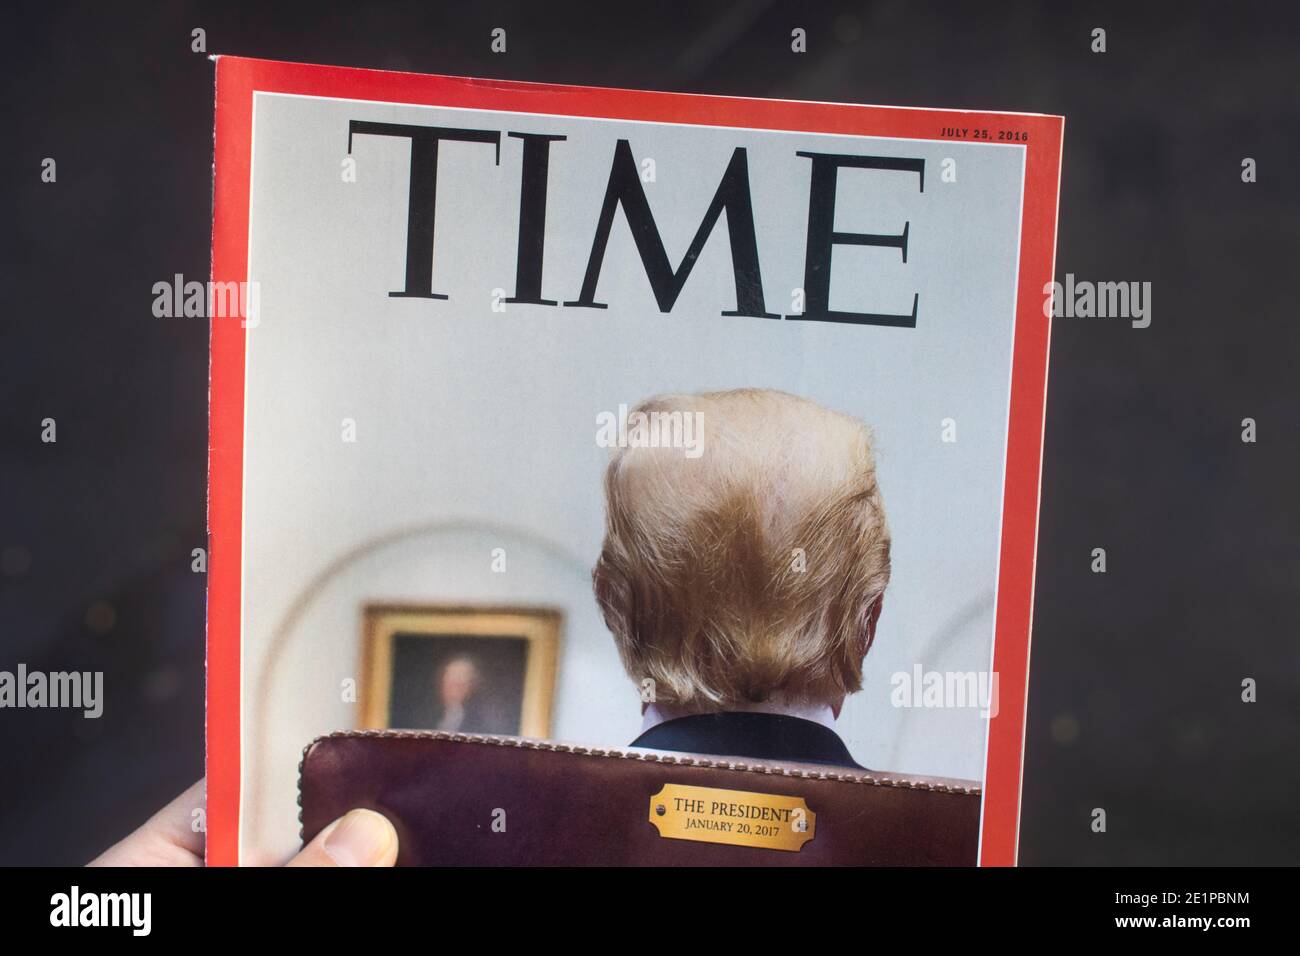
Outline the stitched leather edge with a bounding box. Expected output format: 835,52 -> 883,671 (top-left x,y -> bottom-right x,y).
296,729 -> 983,842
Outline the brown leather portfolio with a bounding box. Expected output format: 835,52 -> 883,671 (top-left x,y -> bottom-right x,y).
298,730 -> 982,866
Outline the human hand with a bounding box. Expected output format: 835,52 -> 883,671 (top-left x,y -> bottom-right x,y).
87,778 -> 399,867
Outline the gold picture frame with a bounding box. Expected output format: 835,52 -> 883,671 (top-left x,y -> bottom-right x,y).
359,604 -> 561,737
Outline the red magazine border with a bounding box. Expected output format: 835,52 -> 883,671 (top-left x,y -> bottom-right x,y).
208,55 -> 1063,867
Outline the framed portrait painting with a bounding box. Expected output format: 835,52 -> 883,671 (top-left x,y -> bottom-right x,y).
359,605 -> 561,738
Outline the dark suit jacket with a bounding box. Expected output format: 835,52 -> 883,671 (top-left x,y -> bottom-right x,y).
630,712 -> 866,770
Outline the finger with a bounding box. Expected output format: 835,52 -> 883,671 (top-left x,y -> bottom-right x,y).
286,809 -> 398,867
88,779 -> 206,867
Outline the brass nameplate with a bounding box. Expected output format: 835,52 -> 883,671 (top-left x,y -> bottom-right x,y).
648,783 -> 816,852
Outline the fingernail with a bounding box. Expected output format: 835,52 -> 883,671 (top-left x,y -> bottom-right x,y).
323,809 -> 395,867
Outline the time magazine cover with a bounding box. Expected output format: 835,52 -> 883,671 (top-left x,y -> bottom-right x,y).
206,56 -> 1063,866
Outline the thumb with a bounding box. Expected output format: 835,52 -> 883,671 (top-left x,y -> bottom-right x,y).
286,809 -> 399,867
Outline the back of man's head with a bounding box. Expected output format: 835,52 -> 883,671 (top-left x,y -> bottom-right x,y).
593,388 -> 890,709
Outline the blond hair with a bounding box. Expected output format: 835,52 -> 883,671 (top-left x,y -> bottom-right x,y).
593,388 -> 890,708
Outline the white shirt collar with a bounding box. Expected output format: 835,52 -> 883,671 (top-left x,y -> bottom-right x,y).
641,699 -> 838,734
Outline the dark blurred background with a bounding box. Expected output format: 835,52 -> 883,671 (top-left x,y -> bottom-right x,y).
1,0 -> 1296,865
